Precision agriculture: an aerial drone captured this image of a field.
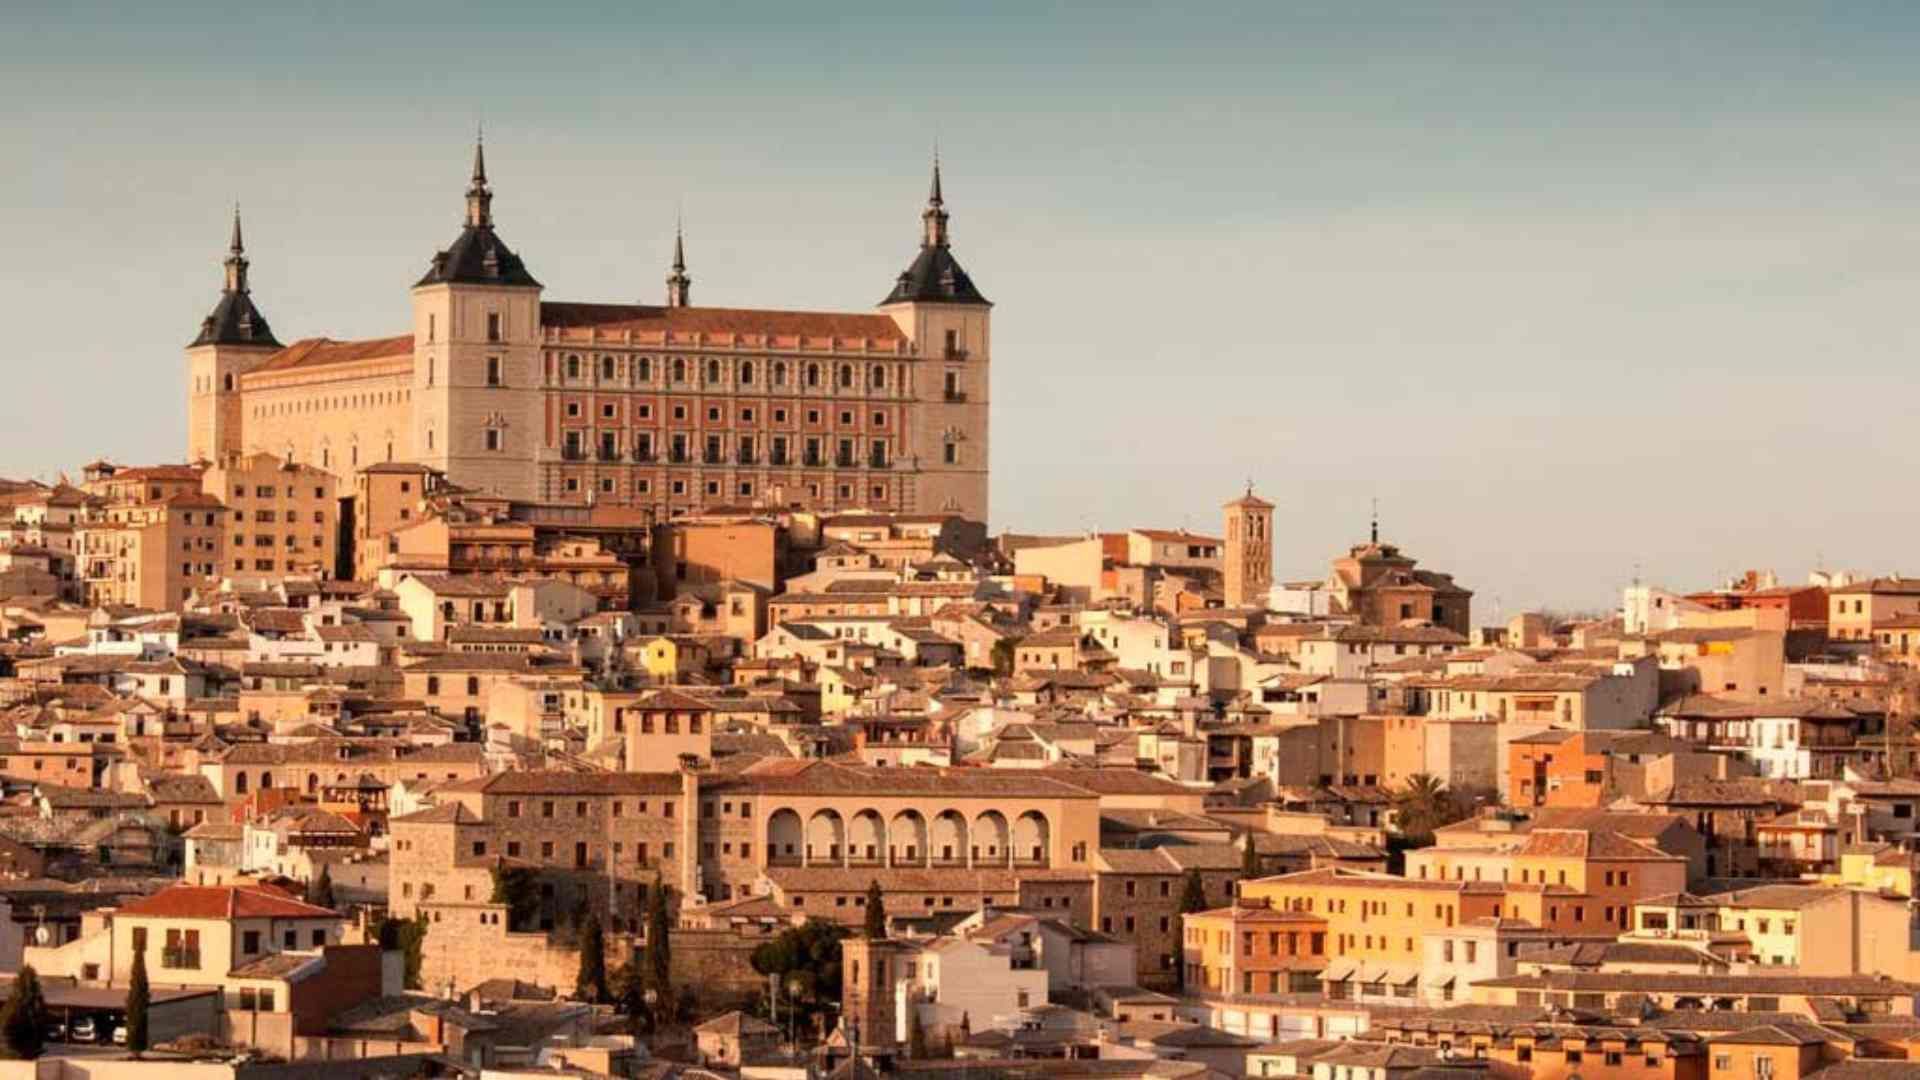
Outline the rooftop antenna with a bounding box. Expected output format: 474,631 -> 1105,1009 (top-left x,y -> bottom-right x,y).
1369,497 -> 1379,545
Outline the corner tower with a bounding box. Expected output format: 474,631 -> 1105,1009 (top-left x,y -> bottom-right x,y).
880,156 -> 992,523
411,135 -> 544,500
1224,486 -> 1275,609
186,208 -> 282,463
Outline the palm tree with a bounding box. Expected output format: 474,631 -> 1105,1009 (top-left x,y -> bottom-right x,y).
1392,773 -> 1459,845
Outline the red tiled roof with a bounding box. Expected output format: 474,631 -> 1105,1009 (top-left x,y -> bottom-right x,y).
251,335 -> 415,375
540,303 -> 905,344
116,883 -> 338,920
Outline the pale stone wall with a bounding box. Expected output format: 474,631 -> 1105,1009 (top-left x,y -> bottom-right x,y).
240,357 -> 414,481
413,282 -> 543,501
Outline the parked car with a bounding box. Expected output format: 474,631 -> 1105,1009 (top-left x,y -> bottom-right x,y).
70,1016 -> 96,1042
112,1023 -> 127,1045
43,1019 -> 66,1043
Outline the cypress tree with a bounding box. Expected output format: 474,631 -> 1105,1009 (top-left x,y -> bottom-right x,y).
1,965 -> 47,1060
308,864 -> 336,910
576,914 -> 609,1004
646,881 -> 673,1021
863,880 -> 887,939
126,947 -> 151,1055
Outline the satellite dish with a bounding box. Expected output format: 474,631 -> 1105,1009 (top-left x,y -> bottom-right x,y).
33,927 -> 49,946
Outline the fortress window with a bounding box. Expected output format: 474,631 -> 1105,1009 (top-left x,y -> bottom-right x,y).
672,357 -> 686,383
485,430 -> 501,452
871,365 -> 885,388
486,357 -> 501,386
601,356 -> 614,380
567,355 -> 581,379
740,361 -> 755,384
636,356 -> 652,382
705,359 -> 720,384
944,444 -> 958,465
837,364 -> 853,388
487,312 -> 502,342
223,374 -> 234,392
806,364 -> 820,387
872,411 -> 885,426
773,361 -> 788,385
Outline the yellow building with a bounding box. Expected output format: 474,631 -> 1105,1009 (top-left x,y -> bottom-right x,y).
76,493 -> 226,609
186,145 -> 992,523
200,450 -> 339,581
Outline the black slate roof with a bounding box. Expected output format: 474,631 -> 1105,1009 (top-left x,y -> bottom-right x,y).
415,223 -> 541,288
191,286 -> 281,349
882,243 -> 989,306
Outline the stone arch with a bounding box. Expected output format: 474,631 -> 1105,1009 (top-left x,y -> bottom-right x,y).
973,811 -> 1010,865
1014,811 -> 1051,866
767,809 -> 803,863
848,810 -> 886,865
806,809 -> 846,865
931,810 -> 968,865
888,810 -> 927,866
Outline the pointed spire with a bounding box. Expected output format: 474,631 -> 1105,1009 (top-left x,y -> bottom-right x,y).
465,128 -> 493,229
472,123 -> 488,185
921,149 -> 950,249
665,215 -> 692,307
223,204 -> 250,294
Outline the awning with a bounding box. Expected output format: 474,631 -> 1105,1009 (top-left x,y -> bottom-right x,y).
1387,966 -> 1420,986
1428,974 -> 1457,988
1321,959 -> 1358,982
1358,964 -> 1390,984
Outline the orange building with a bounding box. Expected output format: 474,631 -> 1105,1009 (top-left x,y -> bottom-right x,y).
1181,901 -> 1328,996
1408,827 -> 1687,937
1239,867 -> 1501,973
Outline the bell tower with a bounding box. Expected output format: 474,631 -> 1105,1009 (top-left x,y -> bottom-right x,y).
1224,486 -> 1275,609
185,206 -> 282,463
880,155 -> 993,523
411,135 -> 544,501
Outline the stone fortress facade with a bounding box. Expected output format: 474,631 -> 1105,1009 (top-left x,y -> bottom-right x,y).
185,141 -> 992,523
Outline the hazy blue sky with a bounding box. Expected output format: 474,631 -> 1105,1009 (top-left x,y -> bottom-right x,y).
4,1 -> 1917,615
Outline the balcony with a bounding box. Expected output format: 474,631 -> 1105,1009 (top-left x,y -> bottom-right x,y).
561,447 -> 587,462
736,452 -> 757,466
668,451 -> 689,465
835,455 -> 855,468
631,448 -> 655,463
944,347 -> 969,361
703,452 -> 724,465
868,456 -> 890,470
770,451 -> 789,467
944,390 -> 968,403
597,448 -> 622,463
803,454 -> 823,468
161,948 -> 200,970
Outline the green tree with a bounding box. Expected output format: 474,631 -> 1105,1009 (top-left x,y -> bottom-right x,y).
1241,834 -> 1262,880
750,919 -> 849,1038
307,864 -> 336,910
863,880 -> 887,940
575,914 -> 609,1004
491,866 -> 541,931
126,946 -> 151,1055
398,915 -> 429,990
645,880 -> 674,1022
906,995 -> 927,1059
990,637 -> 1020,676
1173,869 -> 1207,992
1392,773 -> 1465,848
1,965 -> 47,1060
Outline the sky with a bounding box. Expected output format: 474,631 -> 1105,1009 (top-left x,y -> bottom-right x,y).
4,1 -> 1919,617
